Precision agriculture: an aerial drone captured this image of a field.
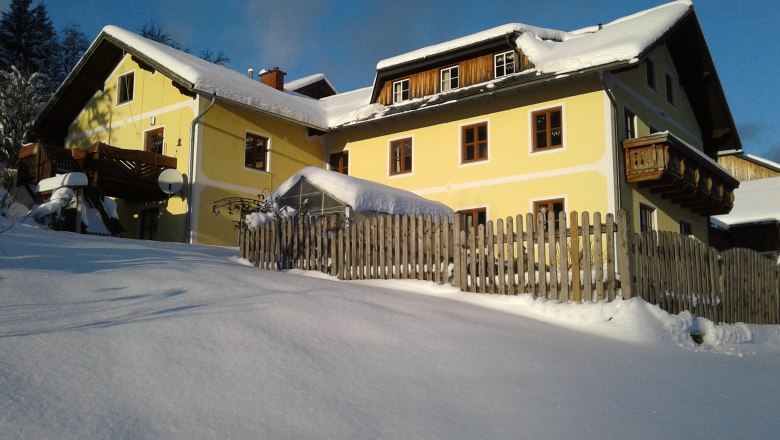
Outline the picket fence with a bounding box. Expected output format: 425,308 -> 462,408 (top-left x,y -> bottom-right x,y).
240,210 -> 629,302
240,209 -> 780,325
632,231 -> 780,324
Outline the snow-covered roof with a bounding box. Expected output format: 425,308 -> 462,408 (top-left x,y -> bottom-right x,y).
517,0 -> 692,74
285,73 -> 337,94
376,1 -> 692,75
274,166 -> 453,218
101,26 -> 333,129
711,176 -> 780,228
376,23 -> 566,70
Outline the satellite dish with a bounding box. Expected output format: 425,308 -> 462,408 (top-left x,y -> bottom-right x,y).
158,169 -> 184,195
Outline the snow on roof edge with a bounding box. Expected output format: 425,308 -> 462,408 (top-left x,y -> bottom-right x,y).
711,176 -> 780,227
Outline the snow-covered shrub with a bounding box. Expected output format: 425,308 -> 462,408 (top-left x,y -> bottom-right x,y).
29,187 -> 74,227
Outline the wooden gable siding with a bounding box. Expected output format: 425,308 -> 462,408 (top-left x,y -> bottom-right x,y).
717,155 -> 780,181
376,50 -> 533,105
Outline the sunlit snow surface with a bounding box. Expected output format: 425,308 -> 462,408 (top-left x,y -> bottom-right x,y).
1,222 -> 778,439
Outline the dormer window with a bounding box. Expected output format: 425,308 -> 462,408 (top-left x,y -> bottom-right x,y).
441,66 -> 459,92
494,51 -> 516,78
393,78 -> 410,103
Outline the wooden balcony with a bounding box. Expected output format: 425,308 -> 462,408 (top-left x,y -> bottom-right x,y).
72,142 -> 177,202
17,143 -> 81,186
16,142 -> 177,203
623,133 -> 738,215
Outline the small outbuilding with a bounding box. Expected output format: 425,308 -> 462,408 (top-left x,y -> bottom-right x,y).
710,176 -> 780,263
247,166 -> 452,227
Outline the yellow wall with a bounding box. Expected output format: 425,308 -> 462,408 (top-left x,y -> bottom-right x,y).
66,54 -> 195,242
193,101 -> 325,245
328,75 -> 613,222
611,44 -> 710,240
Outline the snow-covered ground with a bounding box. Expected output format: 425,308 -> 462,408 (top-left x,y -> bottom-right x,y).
1,223 -> 779,439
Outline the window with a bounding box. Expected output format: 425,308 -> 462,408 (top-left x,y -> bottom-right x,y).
389,138 -> 412,175
665,73 -> 675,105
461,122 -> 488,163
145,127 -> 164,155
624,109 -> 637,140
245,133 -> 269,171
440,66 -> 459,91
139,207 -> 159,240
639,204 -> 655,233
532,107 -> 563,151
330,151 -> 348,175
460,208 -> 486,231
679,220 -> 692,236
646,59 -> 656,90
494,51 -> 516,78
117,72 -> 134,104
533,198 -> 565,231
392,78 -> 410,103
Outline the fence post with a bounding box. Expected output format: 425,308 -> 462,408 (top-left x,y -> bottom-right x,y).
616,209 -> 634,298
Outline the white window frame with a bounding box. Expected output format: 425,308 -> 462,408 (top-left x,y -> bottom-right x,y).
392,78 -> 410,103
494,51 -> 516,78
440,65 -> 459,92
116,71 -> 135,105
244,130 -> 271,173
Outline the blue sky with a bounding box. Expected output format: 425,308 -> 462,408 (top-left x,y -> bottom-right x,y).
6,0 -> 779,160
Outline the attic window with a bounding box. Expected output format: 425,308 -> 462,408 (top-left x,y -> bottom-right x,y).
494,51 -> 516,78
117,72 -> 134,105
665,73 -> 675,105
646,59 -> 656,91
393,78 -> 410,103
441,66 -> 459,92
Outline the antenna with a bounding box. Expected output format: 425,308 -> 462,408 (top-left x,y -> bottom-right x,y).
158,169 -> 184,196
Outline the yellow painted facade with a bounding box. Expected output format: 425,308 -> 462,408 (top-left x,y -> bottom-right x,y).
65,55 -> 325,246
328,75 -> 614,225
66,55 -> 195,242
194,101 -> 324,245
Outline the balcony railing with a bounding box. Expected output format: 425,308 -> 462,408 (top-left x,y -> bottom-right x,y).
73,142 -> 177,202
623,132 -> 738,215
16,142 -> 177,203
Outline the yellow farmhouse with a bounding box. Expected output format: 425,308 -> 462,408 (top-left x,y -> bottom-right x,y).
33,0 -> 740,246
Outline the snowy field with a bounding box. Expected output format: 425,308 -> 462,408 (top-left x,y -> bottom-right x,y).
1,223 -> 779,439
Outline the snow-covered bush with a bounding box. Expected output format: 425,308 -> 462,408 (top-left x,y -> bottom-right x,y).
29,186 -> 74,227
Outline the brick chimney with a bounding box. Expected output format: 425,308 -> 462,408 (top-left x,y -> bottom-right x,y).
259,67 -> 286,91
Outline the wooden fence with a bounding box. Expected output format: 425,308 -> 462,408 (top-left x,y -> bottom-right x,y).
240,209 -> 780,325
240,210 -> 629,302
632,231 -> 780,324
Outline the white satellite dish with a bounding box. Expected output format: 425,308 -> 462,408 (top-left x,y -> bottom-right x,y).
158,169 -> 184,195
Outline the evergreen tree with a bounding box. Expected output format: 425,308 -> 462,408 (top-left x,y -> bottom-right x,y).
0,66 -> 47,167
0,0 -> 58,78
